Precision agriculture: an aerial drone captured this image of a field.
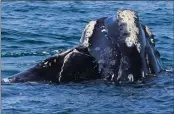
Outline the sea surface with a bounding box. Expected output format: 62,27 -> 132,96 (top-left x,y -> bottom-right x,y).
1,1 -> 174,114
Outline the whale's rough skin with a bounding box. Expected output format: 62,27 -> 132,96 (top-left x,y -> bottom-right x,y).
2,9 -> 163,84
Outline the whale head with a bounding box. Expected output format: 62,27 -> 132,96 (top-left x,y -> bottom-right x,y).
80,9 -> 163,83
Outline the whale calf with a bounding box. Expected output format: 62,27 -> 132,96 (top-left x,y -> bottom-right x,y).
2,9 -> 163,84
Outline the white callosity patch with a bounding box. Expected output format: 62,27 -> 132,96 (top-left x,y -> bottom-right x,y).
39,55 -> 61,68
80,20 -> 97,47
62,49 -> 86,66
100,26 -> 113,43
41,59 -> 54,68
44,61 -> 48,65
150,39 -> 155,44
63,51 -> 74,64
72,49 -> 79,53
144,25 -> 153,37
101,28 -> 108,33
111,74 -> 115,81
128,74 -> 134,82
58,49 -> 71,56
41,60 -> 48,68
117,10 -> 140,51
144,25 -> 155,44
58,50 -> 77,82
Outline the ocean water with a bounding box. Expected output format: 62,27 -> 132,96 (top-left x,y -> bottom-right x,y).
1,1 -> 174,114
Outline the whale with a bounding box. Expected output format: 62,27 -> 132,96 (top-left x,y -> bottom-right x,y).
2,9 -> 163,84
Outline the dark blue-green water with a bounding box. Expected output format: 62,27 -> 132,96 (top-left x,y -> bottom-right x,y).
1,1 -> 174,114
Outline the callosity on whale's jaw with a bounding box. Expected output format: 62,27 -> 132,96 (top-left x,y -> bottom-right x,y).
80,9 -> 163,83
